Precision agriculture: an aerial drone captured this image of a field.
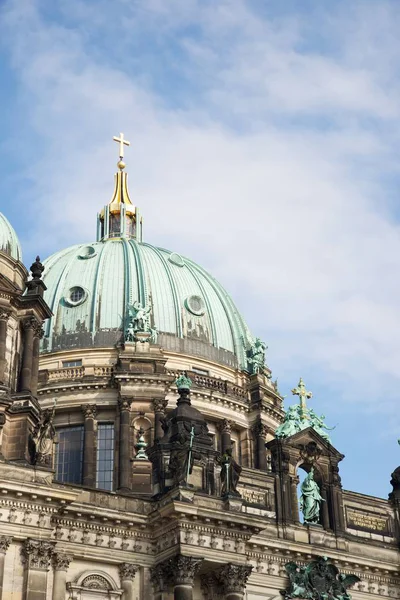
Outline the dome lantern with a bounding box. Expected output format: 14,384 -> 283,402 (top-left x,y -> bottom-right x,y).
97,133 -> 143,243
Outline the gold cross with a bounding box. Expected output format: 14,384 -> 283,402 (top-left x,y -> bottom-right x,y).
113,132 -> 130,159
292,377 -> 312,418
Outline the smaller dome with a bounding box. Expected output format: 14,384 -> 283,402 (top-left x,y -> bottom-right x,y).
0,213 -> 22,262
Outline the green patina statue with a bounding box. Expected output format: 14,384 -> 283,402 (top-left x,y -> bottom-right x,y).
275,378 -> 335,443
175,372 -> 192,390
299,467 -> 324,524
282,556 -> 360,600
275,405 -> 304,439
124,300 -> 157,343
247,337 -> 267,375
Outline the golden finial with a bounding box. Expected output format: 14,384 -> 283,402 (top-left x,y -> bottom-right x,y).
113,132 -> 130,170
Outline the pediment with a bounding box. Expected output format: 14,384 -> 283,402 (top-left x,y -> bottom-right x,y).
269,427 -> 344,461
0,273 -> 20,295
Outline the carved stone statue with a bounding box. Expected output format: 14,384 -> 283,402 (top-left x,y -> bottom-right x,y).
124,300 -> 157,343
247,337 -> 267,375
283,556 -> 360,600
299,467 -> 324,524
168,425 -> 200,487
29,406 -> 57,466
219,447 -> 242,497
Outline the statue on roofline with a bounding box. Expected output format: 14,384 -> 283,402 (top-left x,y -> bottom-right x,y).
247,337 -> 267,375
124,300 -> 157,343
275,405 -> 304,439
274,378 -> 335,444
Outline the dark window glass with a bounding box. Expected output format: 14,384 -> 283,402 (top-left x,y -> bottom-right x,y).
96,423 -> 114,491
62,360 -> 82,368
70,287 -> 85,303
55,426 -> 84,484
109,214 -> 121,237
192,367 -> 209,376
125,216 -> 136,238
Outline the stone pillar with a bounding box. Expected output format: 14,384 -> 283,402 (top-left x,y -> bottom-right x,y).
150,563 -> 170,600
151,556 -> 202,600
290,475 -> 300,524
218,564 -> 253,600
253,422 -> 268,470
31,326 -> 44,397
118,396 -> 132,491
119,563 -> 138,600
321,485 -> 330,530
82,404 -> 97,487
0,310 -> 11,385
52,552 -> 72,600
219,419 -> 233,454
22,539 -> 54,600
170,555 -> 202,600
153,398 -> 168,441
0,536 -> 12,599
20,317 -> 38,393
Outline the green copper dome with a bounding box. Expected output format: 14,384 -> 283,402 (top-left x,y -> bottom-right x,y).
0,212 -> 22,261
41,237 -> 254,370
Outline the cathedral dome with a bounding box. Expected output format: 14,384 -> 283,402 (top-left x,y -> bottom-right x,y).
40,143 -> 256,372
0,212 -> 22,261
41,237 -> 253,370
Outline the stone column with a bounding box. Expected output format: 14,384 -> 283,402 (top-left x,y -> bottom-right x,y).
151,556 -> 202,600
253,422 -> 268,470
52,552 -> 72,600
153,398 -> 168,441
118,396 -> 132,491
321,485 -> 330,530
290,475 -> 300,524
119,563 -> 138,600
170,555 -> 203,600
0,310 -> 11,385
31,326 -> 44,397
219,419 -> 233,454
20,317 -> 38,393
150,563 -> 171,600
218,564 -> 253,600
0,535 -> 12,599
82,404 -> 97,487
22,539 -> 54,600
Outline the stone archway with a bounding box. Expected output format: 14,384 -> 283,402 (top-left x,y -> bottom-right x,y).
67,570 -> 122,599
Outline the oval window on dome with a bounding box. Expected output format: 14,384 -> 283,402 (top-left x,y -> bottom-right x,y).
168,252 -> 185,267
78,246 -> 96,259
185,295 -> 206,316
66,286 -> 87,307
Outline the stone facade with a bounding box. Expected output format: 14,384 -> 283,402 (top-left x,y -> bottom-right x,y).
1,215 -> 400,600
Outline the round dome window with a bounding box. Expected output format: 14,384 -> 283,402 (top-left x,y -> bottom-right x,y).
66,286 -> 87,307
78,246 -> 96,259
185,295 -> 206,316
168,252 -> 185,267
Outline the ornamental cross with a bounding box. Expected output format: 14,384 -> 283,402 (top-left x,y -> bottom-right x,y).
113,132 -> 130,159
292,377 -> 312,419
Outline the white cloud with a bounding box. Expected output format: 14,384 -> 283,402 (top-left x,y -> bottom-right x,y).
2,0 -> 400,435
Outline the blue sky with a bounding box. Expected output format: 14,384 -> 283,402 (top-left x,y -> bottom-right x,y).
1,0 -> 400,498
